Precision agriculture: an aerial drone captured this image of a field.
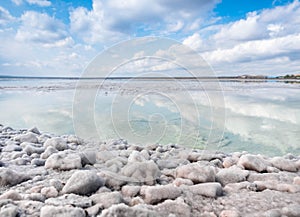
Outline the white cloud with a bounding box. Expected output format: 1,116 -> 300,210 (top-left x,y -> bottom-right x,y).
11,0 -> 22,6
11,0 -> 51,7
183,33 -> 203,50
70,0 -> 220,44
26,0 -> 51,7
183,0 -> 300,75
0,6 -> 15,27
16,11 -> 70,47
203,34 -> 300,64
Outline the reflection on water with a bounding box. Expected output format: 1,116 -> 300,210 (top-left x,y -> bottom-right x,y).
0,78 -> 299,156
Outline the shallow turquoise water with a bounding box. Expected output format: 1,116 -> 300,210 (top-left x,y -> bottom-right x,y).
0,78 -> 299,156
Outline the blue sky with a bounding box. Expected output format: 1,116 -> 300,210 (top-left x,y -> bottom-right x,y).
0,0 -> 299,76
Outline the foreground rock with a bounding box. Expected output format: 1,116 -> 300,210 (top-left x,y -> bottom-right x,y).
62,170 -> 105,195
0,125 -> 299,217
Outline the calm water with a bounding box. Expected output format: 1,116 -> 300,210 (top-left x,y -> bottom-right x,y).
0,78 -> 299,156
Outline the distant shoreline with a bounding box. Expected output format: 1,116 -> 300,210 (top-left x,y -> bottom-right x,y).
0,75 -> 300,82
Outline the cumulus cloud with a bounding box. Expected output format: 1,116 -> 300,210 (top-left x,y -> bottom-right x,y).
16,11 -> 71,47
70,0 -> 220,44
183,33 -> 203,50
182,0 -> 300,75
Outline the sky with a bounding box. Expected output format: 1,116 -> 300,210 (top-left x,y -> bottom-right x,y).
0,0 -> 299,76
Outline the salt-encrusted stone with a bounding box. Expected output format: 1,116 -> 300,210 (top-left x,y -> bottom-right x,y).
121,185 -> 141,197
216,166 -> 249,186
62,170 -> 104,195
45,151 -> 82,170
41,186 -> 58,198
270,157 -> 298,172
90,192 -> 124,209
0,190 -> 22,201
99,204 -> 158,217
121,160 -> 161,185
219,209 -> 240,217
282,204 -> 300,217
45,194 -> 92,208
141,184 -> 182,204
238,154 -> 268,172
24,144 -> 45,155
44,137 -> 68,151
176,162 -> 216,183
293,177 -> 300,185
187,182 -> 223,198
40,205 -> 85,217
0,168 -> 30,186
0,204 -> 19,217
173,178 -> 194,187
40,146 -> 58,159
14,132 -> 38,143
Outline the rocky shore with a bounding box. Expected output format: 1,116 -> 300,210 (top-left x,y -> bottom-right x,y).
0,125 -> 299,217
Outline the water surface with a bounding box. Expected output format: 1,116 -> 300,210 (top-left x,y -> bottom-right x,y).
0,77 -> 299,156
